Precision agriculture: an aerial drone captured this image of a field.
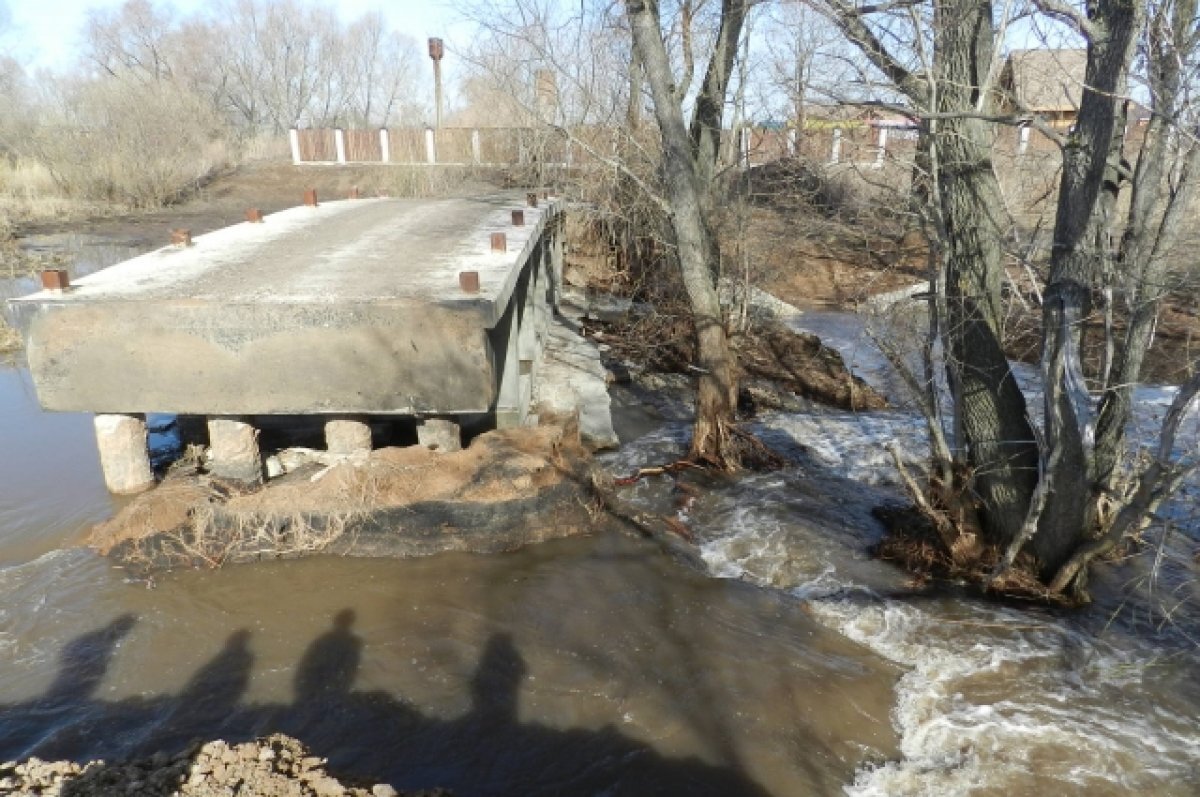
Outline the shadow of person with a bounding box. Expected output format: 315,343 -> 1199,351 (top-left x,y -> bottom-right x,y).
468,632 -> 525,729
152,629 -> 255,751
294,609 -> 361,705
1,615 -> 144,761
40,614 -> 137,706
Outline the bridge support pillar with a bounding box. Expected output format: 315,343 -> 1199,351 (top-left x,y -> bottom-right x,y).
326,416 -> 372,455
207,416 -> 262,485
417,419 -> 462,452
94,413 -> 155,494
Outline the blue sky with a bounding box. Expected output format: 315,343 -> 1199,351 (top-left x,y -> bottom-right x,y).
1,0 -> 467,71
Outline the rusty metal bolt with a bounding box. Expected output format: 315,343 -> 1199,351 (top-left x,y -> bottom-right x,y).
526,192 -> 538,208
171,229 -> 192,247
511,209 -> 525,226
459,271 -> 480,294
41,269 -> 69,291
245,208 -> 264,223
490,232 -> 507,252
303,188 -> 318,207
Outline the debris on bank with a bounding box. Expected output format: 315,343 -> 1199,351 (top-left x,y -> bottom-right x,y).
0,733 -> 445,797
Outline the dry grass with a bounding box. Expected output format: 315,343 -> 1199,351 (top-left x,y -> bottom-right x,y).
0,318 -> 20,353
0,159 -> 123,229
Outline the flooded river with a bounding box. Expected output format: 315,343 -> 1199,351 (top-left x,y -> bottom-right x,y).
0,237 -> 1197,795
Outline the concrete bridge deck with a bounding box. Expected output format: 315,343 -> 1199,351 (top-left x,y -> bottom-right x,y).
10,192 -> 566,492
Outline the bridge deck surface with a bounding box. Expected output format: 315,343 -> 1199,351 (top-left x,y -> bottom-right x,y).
17,195 -> 544,321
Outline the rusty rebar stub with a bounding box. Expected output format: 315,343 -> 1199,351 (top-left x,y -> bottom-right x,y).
303,188 -> 319,207
459,271 -> 480,294
511,209 -> 525,226
348,186 -> 361,200
526,192 -> 538,208
490,232 -> 507,253
171,229 -> 192,247
245,208 -> 264,223
41,269 -> 69,292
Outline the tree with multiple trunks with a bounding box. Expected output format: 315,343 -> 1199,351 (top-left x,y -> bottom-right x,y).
821,0 -> 1200,597
624,0 -> 752,468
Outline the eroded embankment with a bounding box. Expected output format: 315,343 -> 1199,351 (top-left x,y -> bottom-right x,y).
90,424 -> 599,572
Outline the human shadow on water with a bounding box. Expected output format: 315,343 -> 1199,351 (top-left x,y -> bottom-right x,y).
0,612 -> 773,796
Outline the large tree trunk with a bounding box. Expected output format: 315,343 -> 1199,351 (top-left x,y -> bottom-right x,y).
626,0 -> 743,468
932,0 -> 1039,549
1036,0 -> 1141,576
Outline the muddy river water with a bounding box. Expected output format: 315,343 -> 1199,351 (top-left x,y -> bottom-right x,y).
0,236 -> 1197,795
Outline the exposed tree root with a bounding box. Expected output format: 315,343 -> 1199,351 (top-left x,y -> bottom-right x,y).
872,505 -> 1067,603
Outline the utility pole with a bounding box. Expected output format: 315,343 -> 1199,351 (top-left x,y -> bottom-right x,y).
428,37 -> 444,130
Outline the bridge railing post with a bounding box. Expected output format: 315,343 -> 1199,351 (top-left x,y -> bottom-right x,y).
289,128 -> 302,165
471,129 -> 482,165
334,128 -> 347,164
380,128 -> 391,163
425,128 -> 437,165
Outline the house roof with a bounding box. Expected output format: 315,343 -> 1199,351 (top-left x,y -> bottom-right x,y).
1002,49 -> 1087,113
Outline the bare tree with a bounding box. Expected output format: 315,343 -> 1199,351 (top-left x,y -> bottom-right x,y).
626,0 -> 751,467
820,0 -> 1200,596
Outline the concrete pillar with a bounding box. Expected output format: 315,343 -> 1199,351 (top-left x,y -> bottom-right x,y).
94,414 -> 155,494
325,416 -> 372,455
831,128 -> 842,164
334,128 -> 347,164
874,127 -> 888,168
471,129 -> 482,164
425,128 -> 437,164
289,129 -> 302,165
207,416 -> 262,484
380,128 -> 391,163
417,419 -> 462,452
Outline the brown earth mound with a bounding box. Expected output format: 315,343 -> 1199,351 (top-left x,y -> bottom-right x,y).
90,424 -> 598,571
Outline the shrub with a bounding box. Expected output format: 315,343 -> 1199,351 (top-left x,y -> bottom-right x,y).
25,78 -> 230,208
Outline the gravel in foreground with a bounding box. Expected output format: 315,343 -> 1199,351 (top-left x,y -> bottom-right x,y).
0,734 -> 448,797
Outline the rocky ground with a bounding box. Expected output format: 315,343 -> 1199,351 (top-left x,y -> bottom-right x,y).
0,734 -> 444,796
